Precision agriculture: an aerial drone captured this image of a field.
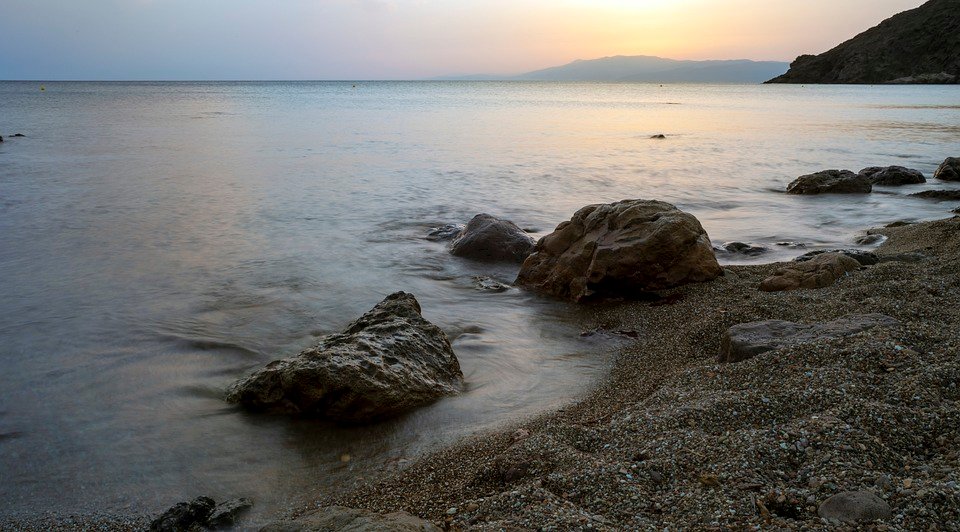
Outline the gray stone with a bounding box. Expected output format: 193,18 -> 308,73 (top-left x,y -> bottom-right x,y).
449,214 -> 535,263
719,314 -> 899,363
150,497 -> 216,532
911,189 -> 960,201
786,170 -> 872,195
818,491 -> 892,523
209,498 -> 253,528
794,249 -> 879,266
854,234 -> 886,246
259,506 -> 441,532
934,157 -> 960,181
858,166 -> 925,186
515,199 -> 722,301
761,253 -> 861,292
474,276 -> 510,292
717,242 -> 768,257
226,292 -> 463,424
425,223 -> 464,241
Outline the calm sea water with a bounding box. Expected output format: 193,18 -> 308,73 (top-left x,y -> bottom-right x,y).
1,81 -> 958,521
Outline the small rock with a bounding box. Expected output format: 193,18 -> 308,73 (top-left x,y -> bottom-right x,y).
650,134 -> 666,139
786,169 -> 872,195
760,253 -> 861,292
885,220 -> 914,228
855,234 -> 886,246
150,497 -> 216,532
474,276 -> 510,292
858,166 -> 925,186
12,133 -> 25,137
208,498 -> 253,528
445,507 -> 457,516
818,491 -> 892,523
910,190 -> 960,201
450,214 -> 535,262
794,249 -> 879,266
717,242 -> 768,256
934,157 -> 960,181
465,502 -> 479,512
699,474 -> 720,487
425,223 -> 465,241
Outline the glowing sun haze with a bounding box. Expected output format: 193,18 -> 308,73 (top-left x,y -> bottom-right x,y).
0,0 -> 925,80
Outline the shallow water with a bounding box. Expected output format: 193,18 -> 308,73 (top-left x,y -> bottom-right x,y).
1,81 -> 958,521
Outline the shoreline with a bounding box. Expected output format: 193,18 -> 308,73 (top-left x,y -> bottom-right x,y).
276,213 -> 960,530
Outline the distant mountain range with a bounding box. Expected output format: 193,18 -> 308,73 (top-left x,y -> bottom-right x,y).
434,55 -> 790,83
767,0 -> 959,84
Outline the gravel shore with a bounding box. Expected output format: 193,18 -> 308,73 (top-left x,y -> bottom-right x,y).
308,215 -> 960,530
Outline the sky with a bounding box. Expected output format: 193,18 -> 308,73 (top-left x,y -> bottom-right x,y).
0,0 -> 926,80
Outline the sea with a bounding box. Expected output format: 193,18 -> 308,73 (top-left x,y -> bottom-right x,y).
1,81 -> 958,523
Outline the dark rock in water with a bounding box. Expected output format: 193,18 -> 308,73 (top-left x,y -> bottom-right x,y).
474,276 -> 510,292
934,157 -> 960,181
766,0 -> 960,84
449,214 -> 535,263
719,314 -> 899,363
794,249 -> 879,266
818,491 -> 893,523
650,134 -> 666,139
425,223 -> 464,241
854,234 -> 886,246
911,190 -> 960,200
516,199 -> 722,301
717,241 -> 768,256
775,241 -> 807,249
226,292 -> 463,424
208,498 -> 253,528
260,506 -> 441,532
0,135 -> 3,143
858,166 -> 925,186
786,170 -> 871,195
150,496 -> 216,532
760,253 -> 861,292
12,133 -> 25,137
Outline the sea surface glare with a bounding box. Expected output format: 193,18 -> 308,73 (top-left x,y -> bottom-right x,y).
1,81 -> 958,522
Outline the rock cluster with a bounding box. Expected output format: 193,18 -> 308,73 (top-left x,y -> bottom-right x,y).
226,292 -> 462,424
515,199 -> 722,301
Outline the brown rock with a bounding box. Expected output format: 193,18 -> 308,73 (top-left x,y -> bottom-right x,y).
935,157 -> 960,181
450,214 -> 535,263
515,199 -> 722,301
759,253 -> 860,292
786,170 -> 872,195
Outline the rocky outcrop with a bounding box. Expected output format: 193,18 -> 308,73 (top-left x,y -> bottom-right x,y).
760,253 -> 860,292
719,314 -> 900,363
911,190 -> 960,200
818,491 -> 893,523
935,157 -> 960,181
515,199 -> 722,301
260,506 -> 440,532
226,292 -> 463,424
449,214 -> 535,263
786,170 -> 872,195
858,166 -> 925,186
766,0 -> 960,84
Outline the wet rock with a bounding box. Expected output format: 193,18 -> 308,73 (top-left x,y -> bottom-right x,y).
425,223 -> 464,241
775,241 -> 807,249
910,190 -> 960,201
786,170 -> 872,195
650,134 -> 666,139
226,292 -> 463,424
760,253 -> 860,292
474,276 -> 510,292
719,314 -> 899,363
449,214 -> 535,263
716,242 -> 768,256
854,234 -> 886,246
12,133 -> 25,137
208,498 -> 253,528
794,249 -> 879,266
934,157 -> 960,181
260,506 -> 441,532
515,199 -> 722,301
817,491 -> 892,523
150,497 -> 215,532
858,166 -> 925,186
0,135 -> 4,143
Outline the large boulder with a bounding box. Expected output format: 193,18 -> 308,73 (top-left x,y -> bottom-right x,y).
934,157 -> 960,181
786,170 -> 872,195
818,491 -> 893,523
760,253 -> 860,292
449,214 -> 535,262
719,314 -> 899,363
260,506 -> 440,532
858,166 -> 925,186
226,292 -> 463,424
515,200 -> 722,301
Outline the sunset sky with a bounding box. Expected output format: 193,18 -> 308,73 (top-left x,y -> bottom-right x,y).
0,0 -> 925,80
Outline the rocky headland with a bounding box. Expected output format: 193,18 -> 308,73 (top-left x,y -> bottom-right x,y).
767,0 -> 960,84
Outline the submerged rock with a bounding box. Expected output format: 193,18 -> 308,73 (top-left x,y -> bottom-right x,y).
226,292 -> 463,424
858,166 -> 925,186
794,249 -> 879,266
935,157 -> 960,181
818,491 -> 892,523
150,497 -> 216,532
515,199 -> 722,301
716,241 -> 768,257
719,314 -> 900,363
474,276 -> 510,292
760,253 -> 860,292
911,189 -> 960,201
425,223 -> 465,241
786,170 -> 871,195
449,214 -> 535,263
260,506 -> 441,532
